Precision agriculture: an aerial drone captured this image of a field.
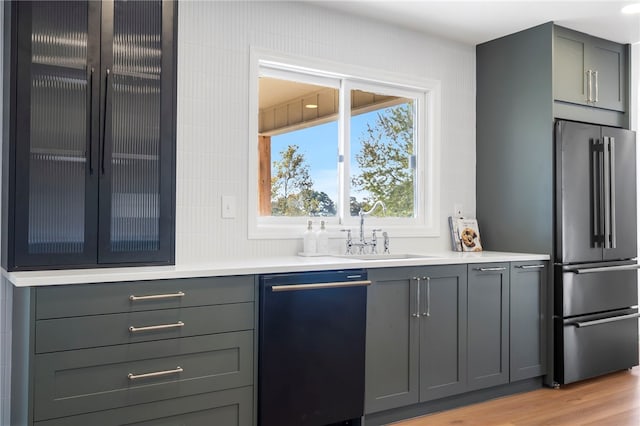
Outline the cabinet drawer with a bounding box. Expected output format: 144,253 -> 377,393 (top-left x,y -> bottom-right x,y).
36,275 -> 255,319
33,332 -> 253,421
36,302 -> 254,353
35,386 -> 253,426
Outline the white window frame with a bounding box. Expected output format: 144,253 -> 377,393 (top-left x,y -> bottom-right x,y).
248,48 -> 441,239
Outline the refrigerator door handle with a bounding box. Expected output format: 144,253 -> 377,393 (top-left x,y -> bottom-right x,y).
591,139 -> 601,246
609,137 -> 616,249
603,136 -> 612,249
571,264 -> 640,274
573,313 -> 640,328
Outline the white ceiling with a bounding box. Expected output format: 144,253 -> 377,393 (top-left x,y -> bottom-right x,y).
311,1 -> 640,45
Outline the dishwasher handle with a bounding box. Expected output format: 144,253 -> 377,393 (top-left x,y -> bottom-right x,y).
271,280 -> 371,292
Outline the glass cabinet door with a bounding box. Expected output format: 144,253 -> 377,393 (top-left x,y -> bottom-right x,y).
13,1 -> 100,268
98,0 -> 175,263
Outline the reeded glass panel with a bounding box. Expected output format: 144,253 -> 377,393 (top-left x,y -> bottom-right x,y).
110,0 -> 162,252
29,73 -> 87,254
32,1 -> 88,68
113,0 -> 162,76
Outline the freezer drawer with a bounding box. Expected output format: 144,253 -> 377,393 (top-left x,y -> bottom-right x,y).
556,309 -> 639,385
555,263 -> 638,317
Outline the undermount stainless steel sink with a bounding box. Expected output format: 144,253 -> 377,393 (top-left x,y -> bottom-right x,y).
332,253 -> 436,261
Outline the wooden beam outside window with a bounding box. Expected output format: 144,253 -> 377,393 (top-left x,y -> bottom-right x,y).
258,135 -> 271,215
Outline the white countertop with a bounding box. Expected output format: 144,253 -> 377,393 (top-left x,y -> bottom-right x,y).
3,251 -> 550,287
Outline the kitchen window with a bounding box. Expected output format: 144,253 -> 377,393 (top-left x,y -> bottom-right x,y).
249,50 -> 441,239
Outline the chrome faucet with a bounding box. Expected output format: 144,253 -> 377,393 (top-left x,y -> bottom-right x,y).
343,200 -> 386,254
359,200 -> 386,247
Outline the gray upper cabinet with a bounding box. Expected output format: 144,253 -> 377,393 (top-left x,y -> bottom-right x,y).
510,262 -> 547,382
554,26 -> 627,113
365,265 -> 467,413
467,263 -> 509,391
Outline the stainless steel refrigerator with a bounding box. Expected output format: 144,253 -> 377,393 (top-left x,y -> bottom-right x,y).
554,119 -> 639,386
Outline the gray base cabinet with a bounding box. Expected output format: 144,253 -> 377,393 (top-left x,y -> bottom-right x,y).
364,267 -> 419,412
11,276 -> 256,426
365,265 -> 467,413
34,387 -> 253,426
467,263 -> 509,391
365,261 -> 547,417
510,262 -> 547,381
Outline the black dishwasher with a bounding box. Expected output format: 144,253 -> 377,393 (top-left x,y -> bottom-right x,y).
258,269 -> 369,426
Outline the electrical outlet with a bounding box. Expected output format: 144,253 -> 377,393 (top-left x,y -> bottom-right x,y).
454,203 -> 463,217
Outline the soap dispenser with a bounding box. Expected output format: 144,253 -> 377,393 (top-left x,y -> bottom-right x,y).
303,220 -> 317,255
316,220 -> 329,254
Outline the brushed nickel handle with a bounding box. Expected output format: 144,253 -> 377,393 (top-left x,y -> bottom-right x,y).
516,264 -> 545,269
585,69 -> 592,102
422,277 -> 431,317
128,366 -> 183,380
475,267 -> 507,272
594,70 -> 599,102
412,277 -> 421,318
271,280 -> 371,292
129,321 -> 184,333
129,291 -> 185,301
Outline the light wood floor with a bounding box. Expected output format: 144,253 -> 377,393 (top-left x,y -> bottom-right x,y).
392,367 -> 640,426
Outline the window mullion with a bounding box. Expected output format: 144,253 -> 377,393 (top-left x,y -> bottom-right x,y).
338,80 -> 352,224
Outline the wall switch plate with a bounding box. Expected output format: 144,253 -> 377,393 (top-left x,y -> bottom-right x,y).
222,195 -> 236,219
454,203 -> 463,217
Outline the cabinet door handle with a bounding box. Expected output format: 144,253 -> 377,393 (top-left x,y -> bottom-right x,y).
101,68 -> 112,175
516,264 -> 545,269
422,276 -> 430,317
86,66 -> 94,175
129,291 -> 185,301
129,321 -> 184,333
128,366 -> 183,380
585,69 -> 592,102
594,70 -> 599,102
412,277 -> 421,318
475,267 -> 506,272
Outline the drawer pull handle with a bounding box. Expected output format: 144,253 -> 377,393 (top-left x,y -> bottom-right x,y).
475,267 -> 507,272
129,291 -> 185,302
128,366 -> 183,380
516,264 -> 545,269
129,321 -> 185,333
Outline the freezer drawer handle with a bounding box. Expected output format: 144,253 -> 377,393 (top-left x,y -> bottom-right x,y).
574,313 -> 640,328
128,366 -> 183,380
516,264 -> 545,269
475,267 -> 507,272
572,264 -> 640,274
129,321 -> 184,333
271,280 -> 371,292
129,291 -> 185,301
